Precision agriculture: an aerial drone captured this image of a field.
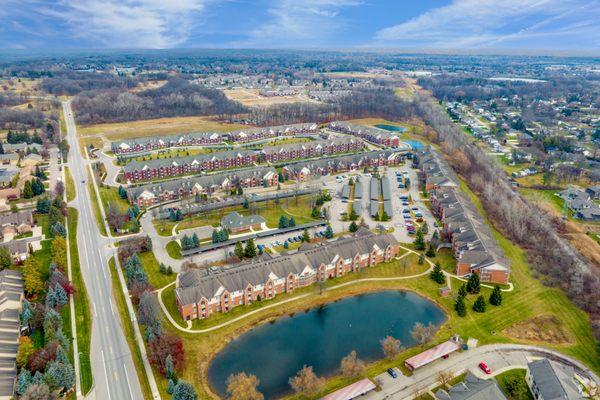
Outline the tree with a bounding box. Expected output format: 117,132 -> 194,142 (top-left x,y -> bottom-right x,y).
237,186 -> 243,196
51,236 -> 67,267
458,284 -> 467,299
165,354 -> 176,380
348,208 -> 358,221
23,180 -> 34,199
340,350 -> 366,377
172,380 -> 198,400
455,295 -> 467,317
17,336 -> 35,368
148,334 -> 184,375
45,360 -> 75,391
349,221 -> 358,232
311,207 -> 319,218
278,215 -> 289,229
23,257 -> 44,295
118,185 -> 127,199
429,262 -> 445,284
244,238 -> 257,258
21,299 -> 33,327
23,382 -> 56,400
289,217 -> 296,227
192,233 -> 200,248
504,376 -> 528,399
0,247 -> 11,269
489,285 -> 502,306
243,198 -> 249,209
289,365 -> 323,397
425,242 -> 436,257
410,322 -> 437,345
226,372 -> 264,400
324,225 -> 334,239
234,241 -> 244,260
302,228 -> 310,243
167,379 -> 176,395
278,171 -> 284,183
472,295 -> 486,313
414,229 -> 425,250
466,274 -> 480,294
380,336 -> 402,358
418,253 -> 425,265
17,369 -> 32,395
283,241 -> 289,249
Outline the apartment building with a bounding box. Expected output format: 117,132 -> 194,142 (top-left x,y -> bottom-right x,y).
328,121 -> 401,147
261,137 -> 363,163
175,229 -> 399,320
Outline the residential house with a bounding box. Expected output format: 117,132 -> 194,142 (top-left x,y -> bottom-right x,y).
221,212 -> 265,234
435,372 -> 507,400
0,169 -> 18,189
558,188 -> 600,221
175,229 -> 399,320
0,270 -> 23,400
526,358 -> 584,399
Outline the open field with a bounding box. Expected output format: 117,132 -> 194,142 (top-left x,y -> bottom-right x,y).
223,88 -> 310,107
78,116 -> 247,140
0,77 -> 41,94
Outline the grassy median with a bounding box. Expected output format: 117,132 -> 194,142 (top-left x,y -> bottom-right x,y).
86,169 -> 107,236
64,166 -> 76,202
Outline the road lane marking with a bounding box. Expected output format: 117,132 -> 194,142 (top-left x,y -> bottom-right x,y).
101,350 -> 113,400
124,363 -> 135,400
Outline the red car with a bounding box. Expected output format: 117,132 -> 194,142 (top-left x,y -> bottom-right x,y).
478,362 -> 491,374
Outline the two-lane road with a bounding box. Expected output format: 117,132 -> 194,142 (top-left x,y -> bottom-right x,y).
62,101 -> 144,400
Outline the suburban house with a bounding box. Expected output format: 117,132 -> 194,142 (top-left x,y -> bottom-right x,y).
2,143 -> 43,155
282,150 -> 404,181
328,121 -> 401,147
126,167 -> 278,207
111,122 -> 319,154
420,148 -> 510,284
0,236 -> 43,264
558,188 -> 600,221
434,372 -> 507,400
526,358 -> 584,399
175,229 -> 399,320
221,212 -> 265,234
0,154 -> 18,167
0,169 -> 18,189
0,270 -> 23,400
122,150 -> 258,182
260,137 -> 363,163
586,185 -> 600,200
0,211 -> 35,241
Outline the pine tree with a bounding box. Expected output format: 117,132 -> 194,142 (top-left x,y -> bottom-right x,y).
17,369 -> 32,395
23,180 -> 34,199
45,360 -> 75,391
244,238 -> 257,258
455,296 -> 467,317
167,379 -> 176,394
489,285 -> 502,306
289,217 -> 296,227
302,228 -> 310,242
349,221 -> 358,232
54,284 -> 68,308
414,229 -> 425,250
418,253 -> 425,265
165,354 -> 176,380
425,242 -> 436,257
279,215 -> 289,229
458,284 -> 467,299
21,299 -> 33,327
234,242 -> 244,260
243,198 -> 249,209
324,225 -> 334,238
45,287 -> 57,309
118,185 -> 127,199
429,262 -> 445,284
172,380 -> 198,400
466,274 -> 481,294
311,207 -> 319,218
192,233 -> 200,248
472,295 -> 486,313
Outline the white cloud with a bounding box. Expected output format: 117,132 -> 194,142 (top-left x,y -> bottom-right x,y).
39,0 -> 209,48
241,0 -> 362,47
374,0 -> 600,50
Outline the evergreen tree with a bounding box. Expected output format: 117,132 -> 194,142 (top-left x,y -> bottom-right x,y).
429,262 -> 445,284
21,299 -> 33,327
425,242 -> 436,257
311,207 -> 319,218
244,238 -> 257,258
234,242 -> 244,260
172,380 -> 198,400
472,295 -> 486,313
192,233 -> 200,248
302,228 -> 310,242
324,225 -> 334,239
489,285 -> 502,306
23,180 -> 34,199
211,230 -> 218,244
45,287 -> 57,309
349,221 -> 358,232
278,171 -> 284,182
165,354 -> 176,380
466,274 -> 481,294
45,360 -> 75,391
289,217 -> 296,227
17,369 -> 32,395
118,185 -> 127,199
283,241 -> 289,249
243,198 -> 249,209
349,209 -> 358,221
237,186 -> 243,195
278,215 -> 289,229
418,253 -> 425,265
167,379 -> 176,395
54,284 -> 68,308
56,346 -> 70,365
160,263 -> 167,274
414,229 -> 425,250
455,296 -> 467,317
458,284 -> 467,299
36,197 -> 50,213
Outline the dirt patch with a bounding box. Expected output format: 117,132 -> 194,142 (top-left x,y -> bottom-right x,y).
223,88 -> 312,107
503,314 -> 573,345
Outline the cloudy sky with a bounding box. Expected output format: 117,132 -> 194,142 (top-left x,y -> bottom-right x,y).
1,0 -> 599,52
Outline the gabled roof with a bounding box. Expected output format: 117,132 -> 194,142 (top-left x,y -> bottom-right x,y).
528,358 -> 583,400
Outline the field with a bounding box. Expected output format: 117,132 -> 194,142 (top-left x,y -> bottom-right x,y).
223,88 -> 310,107
78,116 -> 247,140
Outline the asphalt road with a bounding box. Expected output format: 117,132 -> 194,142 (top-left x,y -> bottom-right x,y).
62,101 -> 144,400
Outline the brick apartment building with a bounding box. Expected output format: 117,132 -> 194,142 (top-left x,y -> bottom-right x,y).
175,229 -> 399,320
260,137 -> 363,163
328,121 -> 401,147
419,148 -> 510,284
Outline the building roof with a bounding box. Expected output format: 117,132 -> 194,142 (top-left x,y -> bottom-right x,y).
435,372 -> 507,400
321,378 -> 376,400
528,358 -> 583,400
221,212 -> 265,230
405,339 -> 460,370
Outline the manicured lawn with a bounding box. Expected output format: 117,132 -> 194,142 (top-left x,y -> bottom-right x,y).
119,147 -> 210,165
495,369 -> 534,400
98,184 -> 130,213
108,257 -> 154,400
138,250 -> 176,289
65,166 -> 76,202
166,241 -> 182,259
68,208 -> 93,394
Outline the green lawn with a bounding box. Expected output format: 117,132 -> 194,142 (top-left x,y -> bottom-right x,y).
166,241 -> 182,259
98,184 -> 130,213
495,369 -> 534,400
138,250 -> 176,289
108,257 -> 154,400
65,166 -> 76,202
67,208 -> 93,394
87,170 -> 107,236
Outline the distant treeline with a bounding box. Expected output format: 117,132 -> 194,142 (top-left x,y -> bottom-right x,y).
0,108 -> 48,130
40,71 -> 138,95
72,77 -> 247,124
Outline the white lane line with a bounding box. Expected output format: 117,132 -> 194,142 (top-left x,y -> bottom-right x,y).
93,303 -> 97,317
101,350 -> 113,400
109,297 -> 115,315
124,363 -> 135,400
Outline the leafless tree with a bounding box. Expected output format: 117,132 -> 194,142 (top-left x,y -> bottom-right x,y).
289,365 -> 324,397
340,350 -> 366,377
226,372 -> 264,400
380,336 -> 403,359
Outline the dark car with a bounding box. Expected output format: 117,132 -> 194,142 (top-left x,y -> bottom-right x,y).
387,368 -> 398,378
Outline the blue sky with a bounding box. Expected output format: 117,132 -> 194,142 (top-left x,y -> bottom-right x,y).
1,0 -> 599,52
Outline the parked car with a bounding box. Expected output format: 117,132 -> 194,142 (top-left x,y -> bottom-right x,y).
478,362 -> 492,374
416,217 -> 424,222
387,368 -> 398,379
402,202 -> 409,206
398,184 -> 405,188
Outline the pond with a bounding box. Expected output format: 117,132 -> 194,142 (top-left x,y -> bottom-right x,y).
402,140 -> 425,150
207,291 -> 446,399
374,124 -> 407,132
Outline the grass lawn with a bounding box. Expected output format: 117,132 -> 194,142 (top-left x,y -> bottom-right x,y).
495,369 -> 534,400
118,147 -> 210,165
98,184 -> 130,214
108,257 -> 154,400
78,116 -> 246,140
86,170 -> 107,236
68,208 -> 93,394
65,166 -> 76,202
166,241 -> 182,259
138,250 -> 176,289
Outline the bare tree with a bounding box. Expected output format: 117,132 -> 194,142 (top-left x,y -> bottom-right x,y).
340,350 -> 366,377
289,365 -> 324,397
380,336 -> 403,359
410,322 -> 437,345
437,370 -> 454,388
226,372 -> 264,400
